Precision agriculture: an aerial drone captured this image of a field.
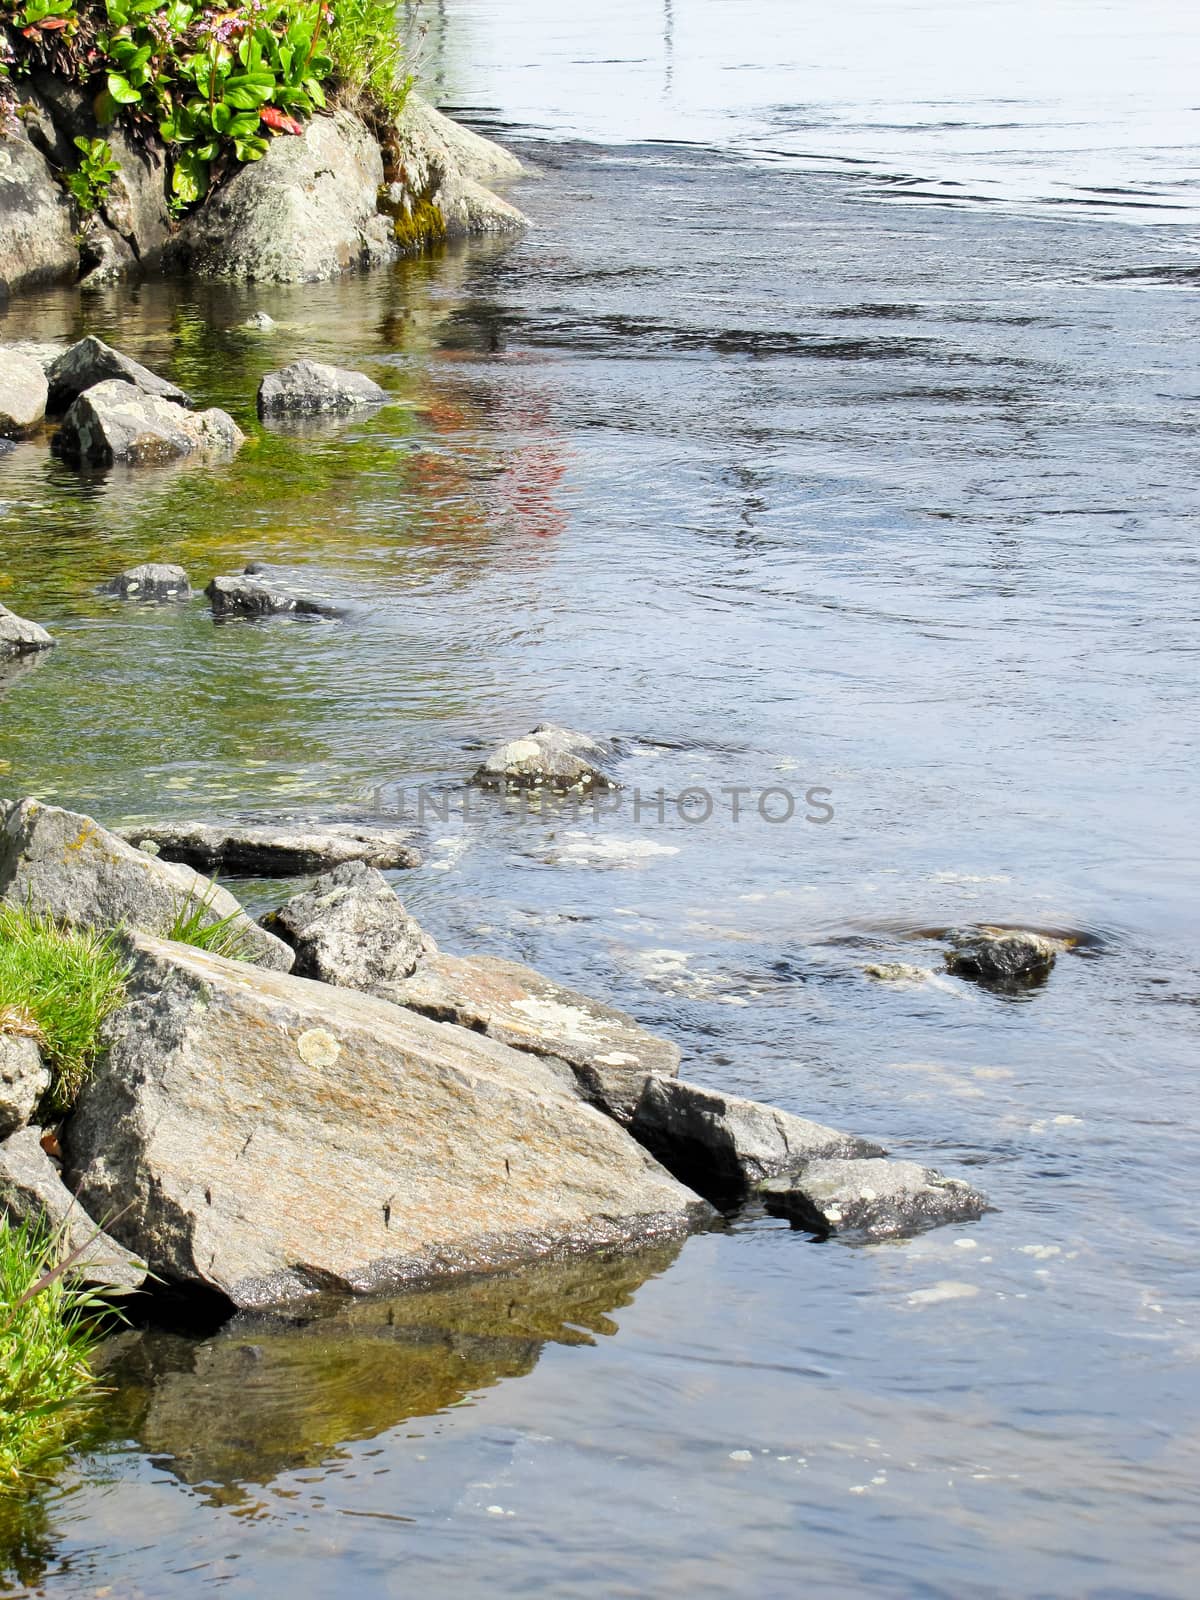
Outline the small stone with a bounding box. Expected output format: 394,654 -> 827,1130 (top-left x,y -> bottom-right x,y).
206,572 -> 342,620
760,1156 -> 988,1241
102,563 -> 192,602
0,604 -> 56,662
472,724 -> 617,793
729,1450 -> 753,1462
242,312 -> 277,331
864,962 -> 931,984
945,928 -> 1060,986
257,360 -> 388,418
0,348 -> 48,437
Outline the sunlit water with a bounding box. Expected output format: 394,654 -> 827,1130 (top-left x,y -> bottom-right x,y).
2,2 -> 1199,1595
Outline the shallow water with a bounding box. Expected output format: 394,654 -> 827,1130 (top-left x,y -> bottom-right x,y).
2,1 -> 1200,1595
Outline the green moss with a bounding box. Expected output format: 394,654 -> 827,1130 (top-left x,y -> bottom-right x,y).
378,185 -> 446,253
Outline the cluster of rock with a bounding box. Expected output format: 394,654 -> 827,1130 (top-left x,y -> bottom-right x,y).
0,793 -> 989,1312
0,88 -> 526,299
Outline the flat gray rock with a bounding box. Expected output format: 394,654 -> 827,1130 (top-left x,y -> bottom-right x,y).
118,819 -> 421,874
65,936 -> 710,1309
102,562 -> 192,601
55,381 -> 243,469
386,949 -> 680,1123
760,1156 -> 988,1241
0,603 -> 55,661
472,724 -> 618,792
0,1030 -> 50,1139
0,348 -> 48,437
263,862 -> 428,987
46,335 -> 190,413
0,797 -> 293,972
257,360 -> 387,418
630,1078 -> 885,1202
0,1127 -> 145,1290
945,928 -> 1060,985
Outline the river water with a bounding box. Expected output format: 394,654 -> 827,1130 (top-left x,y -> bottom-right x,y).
2,2 -> 1199,1595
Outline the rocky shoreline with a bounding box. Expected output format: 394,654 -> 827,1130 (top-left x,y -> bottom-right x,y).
1,88 -> 525,298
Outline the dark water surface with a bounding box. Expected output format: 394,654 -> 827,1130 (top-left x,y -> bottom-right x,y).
2,2 -> 1199,1595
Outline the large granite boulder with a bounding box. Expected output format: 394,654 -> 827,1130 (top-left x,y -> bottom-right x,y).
118,819 -> 421,874
65,936 -> 710,1308
630,1078 -> 885,1203
0,348 -> 49,437
0,1031 -> 50,1139
169,109 -> 396,284
46,335 -> 191,413
760,1157 -> 988,1241
102,563 -> 192,602
384,95 -> 527,247
472,724 -> 618,792
263,862 -> 428,987
0,798 -> 293,972
0,604 -> 56,661
0,131 -> 78,297
55,381 -> 243,468
257,360 -> 388,418
0,1127 -> 145,1290
385,950 -> 680,1123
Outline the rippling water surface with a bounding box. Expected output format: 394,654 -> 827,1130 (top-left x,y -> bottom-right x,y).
1,2 -> 1199,1595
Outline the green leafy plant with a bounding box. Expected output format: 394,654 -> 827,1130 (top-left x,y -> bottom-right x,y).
62,133 -> 119,213
0,905 -> 129,1112
166,880 -> 254,960
0,1215 -> 119,1493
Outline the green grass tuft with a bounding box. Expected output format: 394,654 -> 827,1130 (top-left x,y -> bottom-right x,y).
166,882 -> 255,962
328,0 -> 414,123
0,906 -> 129,1113
0,1217 -> 113,1495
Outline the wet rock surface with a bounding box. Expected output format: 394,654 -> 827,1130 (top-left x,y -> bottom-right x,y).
386,949 -> 681,1123
0,798 -> 293,972
102,563 -> 192,602
263,861 -> 428,987
55,381 -> 243,468
65,936 -> 710,1309
760,1156 -> 988,1241
472,724 -> 618,792
46,335 -> 191,413
206,570 -> 343,620
119,818 -> 421,874
257,360 -> 389,418
0,130 -> 78,296
0,347 -> 49,437
0,604 -> 56,660
0,1031 -> 50,1139
946,928 -> 1060,986
630,1077 -> 885,1202
0,1126 -> 146,1290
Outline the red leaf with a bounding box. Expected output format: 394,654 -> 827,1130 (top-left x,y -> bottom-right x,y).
260,107 -> 303,136
38,15 -> 70,26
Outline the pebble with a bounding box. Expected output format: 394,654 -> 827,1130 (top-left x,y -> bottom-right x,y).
729,1449 -> 753,1462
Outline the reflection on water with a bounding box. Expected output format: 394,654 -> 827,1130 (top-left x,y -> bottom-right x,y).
2,1 -> 1200,1595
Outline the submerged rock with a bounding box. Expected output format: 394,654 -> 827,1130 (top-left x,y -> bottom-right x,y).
46,335 -> 190,413
945,928 -> 1059,986
472,724 -> 618,792
55,381 -> 243,468
206,570 -> 343,620
119,819 -> 421,875
263,862 -> 428,988
0,604 -> 56,661
0,1031 -> 50,1139
102,562 -> 192,602
256,360 -> 388,418
0,348 -> 49,437
0,798 -> 293,972
65,936 -> 710,1309
760,1157 -> 988,1241
630,1078 -> 885,1203
242,312 -> 277,331
864,962 -> 933,984
385,949 -> 681,1123
0,1127 -> 145,1290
